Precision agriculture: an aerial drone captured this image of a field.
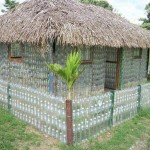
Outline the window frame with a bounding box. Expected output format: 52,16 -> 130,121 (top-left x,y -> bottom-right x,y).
133,48 -> 142,59
81,47 -> 94,64
8,43 -> 23,63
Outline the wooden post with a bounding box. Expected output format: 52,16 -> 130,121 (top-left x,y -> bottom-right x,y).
66,100 -> 73,145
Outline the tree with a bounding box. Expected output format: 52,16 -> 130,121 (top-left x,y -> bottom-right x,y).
80,0 -> 113,11
140,2 -> 150,30
1,0 -> 19,13
48,51 -> 84,100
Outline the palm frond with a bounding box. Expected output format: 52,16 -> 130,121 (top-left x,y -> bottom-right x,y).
48,51 -> 84,99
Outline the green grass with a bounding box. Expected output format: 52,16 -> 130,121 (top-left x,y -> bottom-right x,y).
147,138 -> 150,148
1,106 -> 150,150
0,107 -> 42,150
59,108 -> 150,150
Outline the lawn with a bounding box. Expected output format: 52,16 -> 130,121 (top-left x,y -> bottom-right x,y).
1,107 -> 150,150
0,107 -> 59,150
60,108 -> 150,150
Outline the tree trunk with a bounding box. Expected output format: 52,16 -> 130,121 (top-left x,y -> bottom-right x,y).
68,88 -> 71,100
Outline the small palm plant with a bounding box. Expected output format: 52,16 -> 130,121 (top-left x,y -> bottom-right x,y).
48,51 -> 84,100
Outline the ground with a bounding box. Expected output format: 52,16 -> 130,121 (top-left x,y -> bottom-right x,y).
129,139 -> 149,150
0,108 -> 59,150
1,107 -> 150,150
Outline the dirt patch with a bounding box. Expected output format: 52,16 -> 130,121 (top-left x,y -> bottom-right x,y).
18,126 -> 60,150
81,131 -> 113,149
129,139 -> 149,150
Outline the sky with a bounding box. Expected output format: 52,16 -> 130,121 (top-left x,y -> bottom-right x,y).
107,0 -> 149,24
0,0 -> 149,24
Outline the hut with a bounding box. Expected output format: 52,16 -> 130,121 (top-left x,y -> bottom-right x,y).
0,0 -> 150,98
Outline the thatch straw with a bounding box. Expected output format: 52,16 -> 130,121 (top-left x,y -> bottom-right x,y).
0,0 -> 150,48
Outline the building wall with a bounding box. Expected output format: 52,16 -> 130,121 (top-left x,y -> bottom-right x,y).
0,43 -> 9,81
0,43 -> 106,98
105,48 -> 118,89
0,43 -> 52,93
121,48 -> 148,88
54,46 -> 106,98
0,43 -> 148,98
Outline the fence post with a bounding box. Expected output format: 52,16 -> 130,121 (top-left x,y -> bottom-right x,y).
109,91 -> 115,128
66,100 -> 73,145
7,84 -> 11,111
137,85 -> 142,113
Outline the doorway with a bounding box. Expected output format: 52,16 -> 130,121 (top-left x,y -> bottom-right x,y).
105,48 -> 121,90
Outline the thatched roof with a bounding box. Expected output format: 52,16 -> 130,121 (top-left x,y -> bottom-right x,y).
0,0 -> 150,48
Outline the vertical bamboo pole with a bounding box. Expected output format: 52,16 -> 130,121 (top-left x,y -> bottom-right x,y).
66,100 -> 73,145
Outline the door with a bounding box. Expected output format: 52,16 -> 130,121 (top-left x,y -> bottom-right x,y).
105,48 -> 121,90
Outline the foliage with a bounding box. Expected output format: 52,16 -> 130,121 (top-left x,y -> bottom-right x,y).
147,138 -> 150,148
80,0 -> 113,11
1,0 -> 19,13
140,2 -> 150,30
141,23 -> 150,30
48,51 -> 84,99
